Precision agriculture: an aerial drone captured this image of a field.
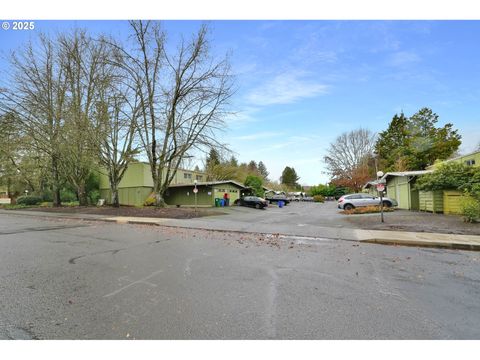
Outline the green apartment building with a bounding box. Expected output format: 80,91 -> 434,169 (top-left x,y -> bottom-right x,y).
99,162 -> 246,207
427,150 -> 480,170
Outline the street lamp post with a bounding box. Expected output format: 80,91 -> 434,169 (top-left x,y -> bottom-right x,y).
194,180 -> 198,213
376,171 -> 384,223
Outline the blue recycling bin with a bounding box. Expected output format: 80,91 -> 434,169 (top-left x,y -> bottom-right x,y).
278,201 -> 284,208
220,199 -> 225,207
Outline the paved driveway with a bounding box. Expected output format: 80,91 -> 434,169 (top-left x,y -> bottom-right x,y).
208,201 -> 480,236
1,213 -> 480,339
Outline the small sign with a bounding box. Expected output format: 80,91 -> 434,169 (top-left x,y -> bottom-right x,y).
376,184 -> 385,192
193,188 -> 198,194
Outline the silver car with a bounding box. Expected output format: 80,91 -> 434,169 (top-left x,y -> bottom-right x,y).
337,193 -> 397,210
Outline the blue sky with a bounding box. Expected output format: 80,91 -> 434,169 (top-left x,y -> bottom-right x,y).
1,20 -> 480,185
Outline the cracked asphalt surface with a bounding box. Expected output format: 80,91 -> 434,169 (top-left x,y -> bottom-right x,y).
1,213 -> 480,339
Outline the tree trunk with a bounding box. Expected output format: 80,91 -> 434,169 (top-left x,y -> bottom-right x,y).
154,183 -> 167,207
111,188 -> 119,208
155,193 -> 167,207
6,178 -> 16,205
78,183 -> 88,206
52,157 -> 61,207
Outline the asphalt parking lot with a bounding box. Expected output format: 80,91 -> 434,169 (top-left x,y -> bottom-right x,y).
211,201 -> 480,235
1,213 -> 480,339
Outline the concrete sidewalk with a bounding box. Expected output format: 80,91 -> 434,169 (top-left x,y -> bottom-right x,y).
2,209 -> 480,250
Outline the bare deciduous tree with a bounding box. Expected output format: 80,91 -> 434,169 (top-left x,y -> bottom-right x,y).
0,34 -> 68,206
324,128 -> 377,191
93,57 -> 141,207
111,21 -> 233,206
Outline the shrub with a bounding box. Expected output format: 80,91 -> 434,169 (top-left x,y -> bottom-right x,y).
63,201 -> 80,207
313,195 -> 325,203
2,204 -> 28,210
460,195 -> 480,223
415,162 -> 476,191
88,190 -> 101,205
244,175 -> 264,197
342,205 -> 395,215
16,195 -> 43,206
61,190 -> 77,202
41,190 -> 53,202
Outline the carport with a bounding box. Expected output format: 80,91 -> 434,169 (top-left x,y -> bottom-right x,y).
164,180 -> 247,207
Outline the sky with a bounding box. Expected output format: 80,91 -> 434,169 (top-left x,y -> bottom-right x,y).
1,20 -> 480,185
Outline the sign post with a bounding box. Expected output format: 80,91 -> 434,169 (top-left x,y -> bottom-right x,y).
376,184 -> 385,223
376,171 -> 385,223
193,180 -> 198,213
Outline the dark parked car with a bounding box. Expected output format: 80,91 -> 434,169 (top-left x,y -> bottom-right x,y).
265,194 -> 290,205
235,196 -> 268,209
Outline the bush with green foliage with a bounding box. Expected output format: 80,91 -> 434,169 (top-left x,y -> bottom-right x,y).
88,190 -> 101,205
313,195 -> 325,203
244,175 -> 264,197
16,195 -> 43,206
460,195 -> 480,223
86,171 -> 100,204
415,162 -> 480,221
60,190 -> 77,202
415,162 -> 475,191
309,184 -> 348,198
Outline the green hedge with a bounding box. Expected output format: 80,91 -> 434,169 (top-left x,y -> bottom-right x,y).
16,195 -> 43,206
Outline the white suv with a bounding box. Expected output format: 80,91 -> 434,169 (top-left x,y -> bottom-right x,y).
337,193 -> 397,210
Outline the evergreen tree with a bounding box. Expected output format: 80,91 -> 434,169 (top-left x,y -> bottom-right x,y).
375,108 -> 461,171
229,156 -> 238,167
280,166 -> 300,188
247,160 -> 258,173
205,148 -> 221,169
257,161 -> 269,180
375,112 -> 410,171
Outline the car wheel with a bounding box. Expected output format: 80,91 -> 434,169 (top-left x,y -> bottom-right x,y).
382,201 -> 392,208
343,204 -> 354,211
255,203 -> 260,209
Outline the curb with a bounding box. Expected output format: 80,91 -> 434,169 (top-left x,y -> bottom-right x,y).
361,239 -> 480,251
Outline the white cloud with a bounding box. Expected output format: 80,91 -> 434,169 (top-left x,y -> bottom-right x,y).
459,127 -> 480,153
245,71 -> 329,106
389,51 -> 421,67
224,107 -> 260,126
235,131 -> 284,141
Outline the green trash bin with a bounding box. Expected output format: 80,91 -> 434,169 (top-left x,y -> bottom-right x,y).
215,198 -> 220,207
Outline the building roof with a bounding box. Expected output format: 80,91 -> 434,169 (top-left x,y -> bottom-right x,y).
363,180 -> 380,189
442,150 -> 480,162
381,170 -> 433,180
426,150 -> 480,169
167,180 -> 247,189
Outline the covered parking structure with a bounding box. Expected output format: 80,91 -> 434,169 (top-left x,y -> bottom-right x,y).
164,181 -> 247,207
381,170 -> 433,210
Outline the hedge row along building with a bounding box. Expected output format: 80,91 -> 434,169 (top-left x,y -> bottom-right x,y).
98,162 -> 248,207
364,150 -> 480,213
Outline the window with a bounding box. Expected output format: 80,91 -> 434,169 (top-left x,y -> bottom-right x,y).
196,175 -> 203,181
183,173 -> 192,179
346,195 -> 361,199
465,159 -> 476,166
